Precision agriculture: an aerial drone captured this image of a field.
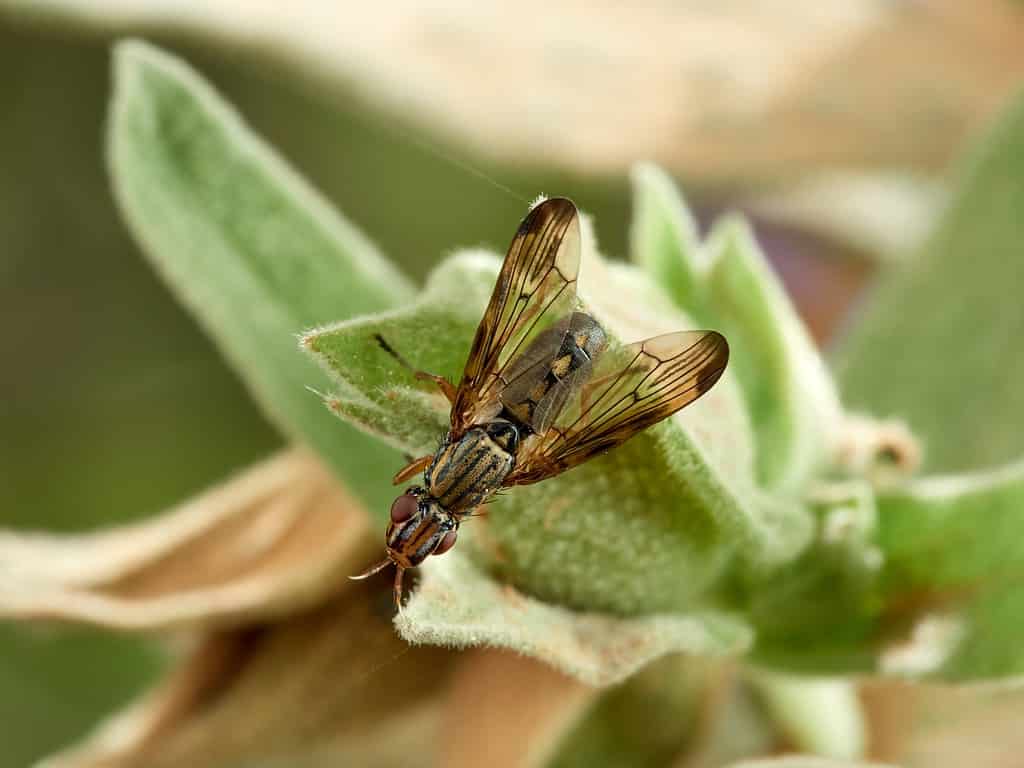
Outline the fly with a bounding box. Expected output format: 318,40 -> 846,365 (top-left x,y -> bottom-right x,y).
351,198 -> 729,607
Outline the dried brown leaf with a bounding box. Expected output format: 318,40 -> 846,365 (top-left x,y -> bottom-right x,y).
16,0 -> 1024,179
676,666 -> 779,768
440,649 -> 596,768
36,573 -> 456,768
861,680 -> 1024,768
0,449 -> 374,631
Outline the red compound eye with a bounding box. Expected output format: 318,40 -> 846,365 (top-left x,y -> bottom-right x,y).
390,493 -> 418,523
433,530 -> 458,556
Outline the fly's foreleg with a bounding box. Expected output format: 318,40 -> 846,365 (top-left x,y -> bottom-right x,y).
374,334 -> 457,405
392,455 -> 433,485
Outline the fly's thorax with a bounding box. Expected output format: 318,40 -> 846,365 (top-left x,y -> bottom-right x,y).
386,490 -> 458,568
425,422 -> 518,513
564,311 -> 607,360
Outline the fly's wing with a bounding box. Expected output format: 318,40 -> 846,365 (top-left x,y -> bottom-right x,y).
505,330 -> 729,485
450,198 -> 581,437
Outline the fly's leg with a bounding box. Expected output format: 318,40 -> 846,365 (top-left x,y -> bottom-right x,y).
375,334 -> 457,404
393,564 -> 408,609
393,455 -> 432,485
415,372 -> 458,405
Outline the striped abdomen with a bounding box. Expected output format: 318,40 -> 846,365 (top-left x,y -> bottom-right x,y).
425,422 -> 518,513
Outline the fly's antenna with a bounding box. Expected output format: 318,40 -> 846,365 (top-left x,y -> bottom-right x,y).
350,556 -> 393,581
350,556 -> 408,610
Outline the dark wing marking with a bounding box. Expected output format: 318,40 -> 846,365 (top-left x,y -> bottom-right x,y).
450,198 -> 581,436
505,330 -> 729,485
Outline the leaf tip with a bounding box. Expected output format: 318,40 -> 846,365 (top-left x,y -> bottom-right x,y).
299,330 -> 321,354
107,38 -> 214,188
627,161 -> 703,299
111,37 -> 186,97
705,211 -> 756,253
629,160 -> 673,189
111,37 -> 156,70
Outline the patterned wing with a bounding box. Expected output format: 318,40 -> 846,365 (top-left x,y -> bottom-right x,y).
506,330 -> 729,484
450,197 -> 581,436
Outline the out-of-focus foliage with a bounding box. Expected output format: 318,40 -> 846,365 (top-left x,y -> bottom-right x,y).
631,165 -> 841,491
837,84 -> 1024,475
548,657 -> 715,768
875,460 -> 1024,680
748,672 -> 865,759
5,0 -> 1024,182
108,40 -> 412,512
726,759 -> 894,768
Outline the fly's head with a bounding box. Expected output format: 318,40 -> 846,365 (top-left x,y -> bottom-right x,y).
385,487 -> 459,568
351,486 -> 459,608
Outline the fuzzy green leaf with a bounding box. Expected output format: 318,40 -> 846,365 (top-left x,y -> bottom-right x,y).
745,460 -> 1024,683
306,245 -> 813,623
304,252 -> 496,462
878,460 -> 1024,591
835,85 -> 1024,474
396,549 -> 752,687
107,40 -> 413,511
630,163 -> 702,306
875,459 -> 1024,681
704,219 -> 842,489
630,165 -> 841,491
743,481 -> 883,674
